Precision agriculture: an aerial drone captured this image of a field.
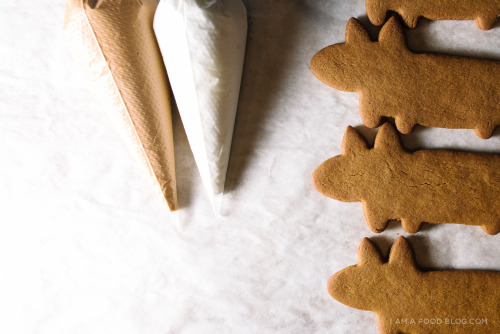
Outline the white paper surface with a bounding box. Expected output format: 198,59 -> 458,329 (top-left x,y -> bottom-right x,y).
1,1 -> 499,333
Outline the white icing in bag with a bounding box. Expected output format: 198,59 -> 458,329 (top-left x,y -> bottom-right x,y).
154,0 -> 247,212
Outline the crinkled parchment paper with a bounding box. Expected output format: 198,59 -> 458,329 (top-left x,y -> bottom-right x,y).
0,1 -> 499,333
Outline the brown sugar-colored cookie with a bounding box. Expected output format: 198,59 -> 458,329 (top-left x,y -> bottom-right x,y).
328,237 -> 500,334
310,17 -> 500,139
313,123 -> 500,235
366,0 -> 500,30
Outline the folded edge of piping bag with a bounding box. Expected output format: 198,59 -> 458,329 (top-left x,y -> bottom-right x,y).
153,0 -> 247,213
63,0 -> 178,212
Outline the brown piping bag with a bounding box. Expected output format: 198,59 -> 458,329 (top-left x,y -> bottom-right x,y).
63,0 -> 178,211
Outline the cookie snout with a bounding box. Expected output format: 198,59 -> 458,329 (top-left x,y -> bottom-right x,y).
327,269 -> 356,305
310,45 -> 350,90
327,271 -> 344,299
312,158 -> 338,197
313,156 -> 358,202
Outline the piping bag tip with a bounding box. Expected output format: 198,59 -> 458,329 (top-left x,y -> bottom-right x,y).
168,209 -> 183,230
210,192 -> 224,216
170,208 -> 191,232
162,188 -> 179,212
163,191 -> 180,222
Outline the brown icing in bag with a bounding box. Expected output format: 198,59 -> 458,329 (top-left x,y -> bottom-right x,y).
63,0 -> 177,211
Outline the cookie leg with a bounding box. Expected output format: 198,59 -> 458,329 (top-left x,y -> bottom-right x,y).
363,202 -> 389,233
481,223 -> 500,235
474,124 -> 496,139
475,15 -> 498,31
399,12 -> 419,29
401,218 -> 422,234
395,116 -> 415,134
359,95 -> 383,128
365,0 -> 389,26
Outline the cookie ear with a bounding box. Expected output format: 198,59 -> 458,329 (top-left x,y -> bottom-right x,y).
388,237 -> 416,267
379,16 -> 406,49
87,0 -> 103,9
374,123 -> 403,151
358,238 -> 383,266
345,18 -> 371,44
341,126 -> 369,155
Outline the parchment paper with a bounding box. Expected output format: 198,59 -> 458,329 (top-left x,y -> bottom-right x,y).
0,1 -> 499,333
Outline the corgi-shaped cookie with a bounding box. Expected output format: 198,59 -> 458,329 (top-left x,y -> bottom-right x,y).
366,0 -> 500,30
310,17 -> 500,139
328,237 -> 500,334
313,123 -> 500,234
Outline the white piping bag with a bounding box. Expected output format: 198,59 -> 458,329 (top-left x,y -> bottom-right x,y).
63,0 -> 178,213
154,0 -> 247,213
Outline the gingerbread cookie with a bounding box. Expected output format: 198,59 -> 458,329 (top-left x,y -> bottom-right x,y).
310,17 -> 500,139
313,123 -> 500,234
328,237 -> 500,334
366,0 -> 500,30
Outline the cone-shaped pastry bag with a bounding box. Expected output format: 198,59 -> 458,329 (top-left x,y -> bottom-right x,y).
154,0 -> 247,212
63,0 -> 178,211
